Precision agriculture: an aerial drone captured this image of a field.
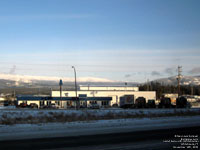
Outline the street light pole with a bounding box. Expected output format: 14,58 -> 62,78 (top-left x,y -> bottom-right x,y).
72,66 -> 78,109
59,79 -> 63,108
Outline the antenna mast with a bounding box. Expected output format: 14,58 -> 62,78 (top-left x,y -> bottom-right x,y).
177,66 -> 182,97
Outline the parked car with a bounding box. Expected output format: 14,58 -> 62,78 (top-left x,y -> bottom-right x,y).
68,105 -> 75,109
29,103 -> 38,109
50,103 -> 59,109
17,103 -> 28,108
112,103 -> 119,108
89,104 -> 100,109
80,105 -> 87,109
40,103 -> 59,109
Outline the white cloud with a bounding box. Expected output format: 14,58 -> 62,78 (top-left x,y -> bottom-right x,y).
188,67 -> 200,74
0,73 -> 114,83
0,48 -> 199,82
151,71 -> 162,76
164,68 -> 176,76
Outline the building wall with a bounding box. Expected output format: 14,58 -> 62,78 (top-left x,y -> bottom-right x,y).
0,97 -> 5,106
163,93 -> 178,104
0,97 -> 5,102
52,90 -> 156,107
18,100 -> 60,107
18,100 -> 40,106
80,86 -> 139,91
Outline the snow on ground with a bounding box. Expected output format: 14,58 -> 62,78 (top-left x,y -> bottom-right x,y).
0,115 -> 200,141
0,108 -> 199,141
0,108 -> 200,125
0,108 -> 199,117
0,106 -> 16,109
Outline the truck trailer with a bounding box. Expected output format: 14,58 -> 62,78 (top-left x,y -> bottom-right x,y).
120,95 -> 134,108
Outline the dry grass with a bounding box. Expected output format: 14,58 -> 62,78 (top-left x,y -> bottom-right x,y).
0,109 -> 199,125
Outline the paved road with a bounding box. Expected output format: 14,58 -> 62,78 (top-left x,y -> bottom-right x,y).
1,126 -> 199,150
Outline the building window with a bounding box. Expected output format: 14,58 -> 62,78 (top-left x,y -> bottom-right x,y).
47,101 -> 51,106
90,101 -> 97,104
102,101 -> 109,106
40,101 -> 44,106
79,94 -> 87,97
56,101 -> 60,105
67,101 -> 71,106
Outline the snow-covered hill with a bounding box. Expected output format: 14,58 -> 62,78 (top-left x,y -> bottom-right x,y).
154,76 -> 200,85
0,73 -> 138,89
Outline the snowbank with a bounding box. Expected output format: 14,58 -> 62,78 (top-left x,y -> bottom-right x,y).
0,116 -> 200,141
0,108 -> 199,125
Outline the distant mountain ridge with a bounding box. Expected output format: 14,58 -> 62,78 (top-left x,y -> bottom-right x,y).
0,73 -> 138,89
153,75 -> 200,86
0,73 -> 199,89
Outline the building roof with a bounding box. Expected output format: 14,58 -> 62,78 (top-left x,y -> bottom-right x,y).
16,96 -> 112,101
79,85 -> 138,87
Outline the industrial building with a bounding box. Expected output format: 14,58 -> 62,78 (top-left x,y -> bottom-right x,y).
51,85 -> 156,108
162,93 -> 178,105
16,85 -> 156,108
79,85 -> 139,91
17,96 -> 112,108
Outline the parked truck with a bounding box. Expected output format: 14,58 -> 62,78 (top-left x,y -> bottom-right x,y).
158,97 -> 171,108
120,95 -> 134,108
176,96 -> 190,108
146,99 -> 156,108
135,97 -> 146,108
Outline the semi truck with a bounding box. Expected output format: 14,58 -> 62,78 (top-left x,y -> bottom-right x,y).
120,95 -> 134,108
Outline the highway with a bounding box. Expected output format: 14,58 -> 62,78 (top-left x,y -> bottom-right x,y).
1,126 -> 199,150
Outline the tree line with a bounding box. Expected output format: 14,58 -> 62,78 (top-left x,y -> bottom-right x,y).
139,82 -> 200,99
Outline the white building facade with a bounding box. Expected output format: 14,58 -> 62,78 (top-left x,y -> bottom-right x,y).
52,86 -> 156,108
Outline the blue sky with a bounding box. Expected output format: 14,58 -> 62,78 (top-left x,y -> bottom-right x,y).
0,0 -> 199,82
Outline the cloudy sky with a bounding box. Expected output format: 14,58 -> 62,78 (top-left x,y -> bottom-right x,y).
0,0 -> 199,82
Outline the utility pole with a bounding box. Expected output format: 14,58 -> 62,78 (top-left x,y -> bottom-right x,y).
59,79 -> 63,108
13,89 -> 16,100
177,66 -> 182,98
50,88 -> 52,97
72,66 -> 79,110
125,82 -> 127,91
191,86 -> 194,95
13,89 -> 16,106
38,88 -> 40,95
147,79 -> 150,91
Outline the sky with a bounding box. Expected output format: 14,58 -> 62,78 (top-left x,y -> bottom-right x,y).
0,0 -> 199,82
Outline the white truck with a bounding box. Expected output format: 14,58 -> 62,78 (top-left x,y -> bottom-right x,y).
120,95 -> 134,108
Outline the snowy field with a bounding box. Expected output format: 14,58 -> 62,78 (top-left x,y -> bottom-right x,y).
0,107 -> 200,141
0,107 -> 199,125
0,116 -> 200,141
